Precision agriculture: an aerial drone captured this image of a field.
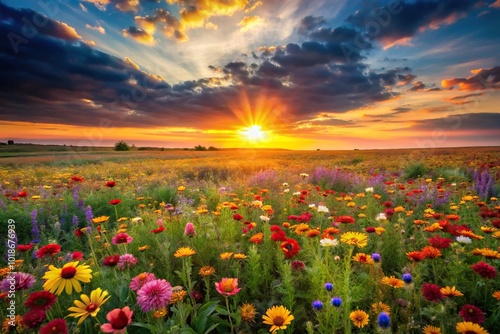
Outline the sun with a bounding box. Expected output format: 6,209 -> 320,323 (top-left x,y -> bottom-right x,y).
242,125 -> 264,141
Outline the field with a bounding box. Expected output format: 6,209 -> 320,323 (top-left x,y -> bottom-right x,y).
1,146 -> 500,334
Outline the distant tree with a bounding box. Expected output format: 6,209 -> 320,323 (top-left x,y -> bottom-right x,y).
114,140 -> 130,151
207,146 -> 219,151
7,140 -> 14,145
194,145 -> 207,151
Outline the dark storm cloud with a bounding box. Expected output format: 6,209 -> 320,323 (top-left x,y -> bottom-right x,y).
0,2 -> 423,129
297,15 -> 327,35
408,113 -> 500,131
346,0 -> 494,48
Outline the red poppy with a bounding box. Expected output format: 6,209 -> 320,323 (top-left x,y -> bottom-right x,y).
74,229 -> 84,238
106,181 -> 116,188
35,244 -> 61,258
103,254 -> 120,267
110,199 -> 121,205
280,238 -> 301,259
17,191 -> 28,198
40,319 -> 68,334
471,261 -> 497,279
421,283 -> 444,302
459,304 -> 485,324
233,214 -> 244,221
24,291 -> 57,311
17,244 -> 33,252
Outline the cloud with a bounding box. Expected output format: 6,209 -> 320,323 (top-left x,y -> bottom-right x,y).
80,3 -> 88,12
123,26 -> 155,45
408,113 -> 500,132
449,93 -> 484,101
83,0 -> 110,11
129,9 -> 188,43
491,0 -> 500,8
346,0 -> 493,49
441,66 -> 500,90
238,16 -> 265,32
86,23 -> 106,34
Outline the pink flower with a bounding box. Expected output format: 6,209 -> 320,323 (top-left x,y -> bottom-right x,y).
112,233 -> 133,245
137,279 -> 172,312
71,251 -> 84,261
101,306 -> 133,334
130,272 -> 156,292
117,254 -> 138,270
184,222 -> 195,237
215,278 -> 241,297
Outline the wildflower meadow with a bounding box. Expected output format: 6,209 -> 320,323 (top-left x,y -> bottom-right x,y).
0,147 -> 499,334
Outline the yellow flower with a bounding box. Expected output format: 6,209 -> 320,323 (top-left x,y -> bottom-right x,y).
118,217 -> 128,222
340,232 -> 368,248
440,286 -> 463,297
374,227 -> 386,235
233,253 -> 247,259
422,325 -> 441,334
153,308 -> 168,319
91,216 -> 109,224
178,185 -> 186,192
138,245 -> 149,252
174,247 -> 196,258
349,310 -> 369,328
380,276 -> 404,288
358,213 -> 367,218
220,252 -> 233,260
67,288 -> 110,325
240,303 -> 258,323
2,315 -> 23,333
170,290 -> 187,304
262,305 -> 294,333
371,302 -> 390,315
31,195 -> 40,200
394,206 -> 405,213
43,261 -> 92,295
456,321 -> 489,334
199,266 -> 215,277
347,201 -> 356,208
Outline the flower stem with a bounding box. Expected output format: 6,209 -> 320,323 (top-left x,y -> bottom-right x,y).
225,296 -> 235,334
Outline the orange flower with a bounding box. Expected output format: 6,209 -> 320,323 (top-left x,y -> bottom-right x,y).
423,223 -> 443,232
480,249 -> 500,259
480,227 -> 497,233
406,251 -> 424,262
306,229 -> 320,238
440,286 -> 463,297
421,246 -> 441,259
371,302 -> 390,315
353,253 -> 374,265
459,230 -> 483,240
492,291 -> 500,300
413,220 -> 429,225
380,276 -> 404,288
321,227 -> 340,239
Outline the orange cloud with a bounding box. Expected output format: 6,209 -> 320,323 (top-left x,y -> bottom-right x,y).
85,23 -> 106,34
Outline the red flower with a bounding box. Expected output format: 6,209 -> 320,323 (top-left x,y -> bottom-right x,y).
384,201 -> 392,208
280,238 -> 301,259
384,208 -> 395,218
40,319 -> 68,334
17,244 -> 33,252
365,227 -> 376,233
110,199 -> 121,205
336,215 -> 355,224
459,304 -> 485,324
70,175 -> 84,182
106,181 -> 116,188
36,244 -> 61,258
101,307 -> 133,334
291,260 -> 305,271
492,219 -> 500,228
151,226 -> 166,234
233,214 -> 243,221
271,230 -> 287,242
427,236 -> 452,249
72,251 -> 84,261
103,255 -> 120,267
24,291 -> 57,311
23,309 -> 47,329
471,261 -> 497,279
270,225 -> 282,232
74,229 -> 84,238
17,191 -> 28,198
406,251 -> 424,262
421,283 -> 444,302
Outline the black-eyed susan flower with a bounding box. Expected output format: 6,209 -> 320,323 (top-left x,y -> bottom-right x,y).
262,305 -> 294,333
67,288 -> 110,325
455,321 -> 489,334
42,261 -> 92,295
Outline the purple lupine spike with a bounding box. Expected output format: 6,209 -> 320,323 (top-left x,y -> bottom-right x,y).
31,209 -> 40,244
72,215 -> 79,228
85,205 -> 93,223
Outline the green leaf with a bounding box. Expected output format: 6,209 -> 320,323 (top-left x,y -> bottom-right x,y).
192,300 -> 220,333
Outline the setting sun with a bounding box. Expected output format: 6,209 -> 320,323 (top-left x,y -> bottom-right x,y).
242,125 -> 265,141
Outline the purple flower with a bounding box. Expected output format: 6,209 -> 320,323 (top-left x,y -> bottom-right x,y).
312,300 -> 323,310
372,253 -> 381,262
184,222 -> 195,237
324,282 -> 333,291
402,273 -> 412,284
72,215 -> 79,229
1,272 -> 36,291
130,273 -> 156,291
31,209 -> 40,244
136,279 -> 172,312
85,205 -> 93,223
331,297 -> 342,307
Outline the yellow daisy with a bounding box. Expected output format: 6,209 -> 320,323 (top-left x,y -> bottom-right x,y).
174,247 -> 196,258
456,321 -> 489,334
349,310 -> 369,328
67,288 -> 110,325
340,232 -> 368,248
262,305 -> 294,333
42,261 -> 92,295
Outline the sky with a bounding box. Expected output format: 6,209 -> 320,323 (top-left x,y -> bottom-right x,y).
0,0 -> 499,150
